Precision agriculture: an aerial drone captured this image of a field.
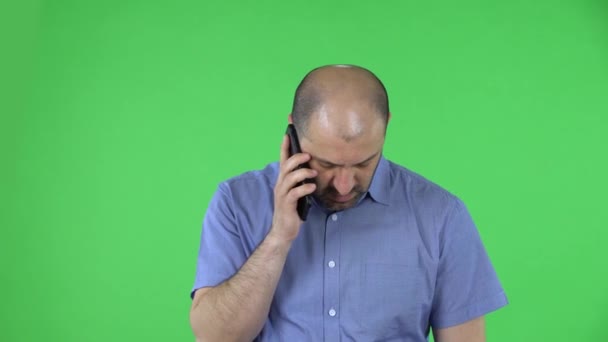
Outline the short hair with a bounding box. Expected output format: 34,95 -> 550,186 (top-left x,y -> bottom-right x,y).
291,65 -> 389,136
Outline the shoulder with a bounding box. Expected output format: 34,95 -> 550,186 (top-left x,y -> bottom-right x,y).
216,161 -> 279,202
385,159 -> 463,213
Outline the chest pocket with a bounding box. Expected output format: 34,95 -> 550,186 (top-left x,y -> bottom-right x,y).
342,263 -> 432,341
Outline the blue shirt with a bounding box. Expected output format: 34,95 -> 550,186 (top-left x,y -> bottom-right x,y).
191,156 -> 508,341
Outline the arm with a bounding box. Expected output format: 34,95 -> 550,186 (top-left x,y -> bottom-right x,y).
189,135 -> 317,342
433,316 -> 485,342
429,198 -> 507,339
189,232 -> 292,342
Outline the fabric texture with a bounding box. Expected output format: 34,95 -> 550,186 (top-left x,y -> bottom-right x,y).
191,156 -> 508,341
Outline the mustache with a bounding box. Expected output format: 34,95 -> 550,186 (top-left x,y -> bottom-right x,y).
321,186 -> 365,197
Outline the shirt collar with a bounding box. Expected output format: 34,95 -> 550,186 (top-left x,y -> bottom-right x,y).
365,155 -> 391,206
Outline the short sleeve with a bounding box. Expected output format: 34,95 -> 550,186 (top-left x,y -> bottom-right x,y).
430,199 -> 508,328
190,183 -> 248,299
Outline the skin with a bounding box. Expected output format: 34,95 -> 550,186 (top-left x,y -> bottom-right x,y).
434,316 -> 485,342
189,65 -> 486,341
295,104 -> 385,211
293,65 -> 389,211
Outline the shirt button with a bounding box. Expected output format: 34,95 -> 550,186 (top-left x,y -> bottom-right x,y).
331,214 -> 338,221
328,308 -> 337,317
328,260 -> 336,268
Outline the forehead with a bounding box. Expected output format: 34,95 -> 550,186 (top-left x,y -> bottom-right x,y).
298,93 -> 386,163
307,100 -> 385,133
301,122 -> 384,165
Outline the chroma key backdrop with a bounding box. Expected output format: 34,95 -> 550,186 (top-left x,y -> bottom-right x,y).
1,1 -> 607,341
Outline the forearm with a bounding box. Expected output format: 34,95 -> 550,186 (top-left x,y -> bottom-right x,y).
190,231 -> 292,342
433,316 -> 485,342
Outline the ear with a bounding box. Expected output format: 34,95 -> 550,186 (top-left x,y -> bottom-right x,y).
387,112 -> 392,123
288,113 -> 294,124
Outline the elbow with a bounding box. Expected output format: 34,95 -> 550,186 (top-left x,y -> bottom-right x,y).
189,293 -> 210,341
189,305 -> 244,342
190,317 -> 253,342
189,288 -> 213,341
189,307 -> 218,342
189,288 -> 257,342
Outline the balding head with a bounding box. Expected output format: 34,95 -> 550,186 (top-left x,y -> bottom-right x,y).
289,65 -> 389,210
291,65 -> 389,141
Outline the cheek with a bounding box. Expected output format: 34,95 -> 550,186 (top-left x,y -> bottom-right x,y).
356,169 -> 375,187
313,171 -> 333,189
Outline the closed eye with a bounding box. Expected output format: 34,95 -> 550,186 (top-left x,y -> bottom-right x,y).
314,152 -> 378,169
318,161 -> 337,169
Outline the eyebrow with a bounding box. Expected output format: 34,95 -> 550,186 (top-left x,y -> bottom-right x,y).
314,151 -> 379,167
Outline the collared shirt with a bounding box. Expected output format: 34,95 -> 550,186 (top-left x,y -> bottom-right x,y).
191,156 -> 508,341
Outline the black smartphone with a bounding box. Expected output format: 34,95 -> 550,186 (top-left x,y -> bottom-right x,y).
285,124 -> 314,221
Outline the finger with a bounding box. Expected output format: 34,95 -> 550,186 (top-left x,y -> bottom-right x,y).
277,168 -> 317,197
286,183 -> 317,202
285,167 -> 317,188
282,152 -> 312,174
278,152 -> 311,184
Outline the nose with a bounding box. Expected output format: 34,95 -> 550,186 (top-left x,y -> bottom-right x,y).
332,168 -> 355,195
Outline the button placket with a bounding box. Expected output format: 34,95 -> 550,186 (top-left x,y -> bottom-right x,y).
323,212 -> 341,340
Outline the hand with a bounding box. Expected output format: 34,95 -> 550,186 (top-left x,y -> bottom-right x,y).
269,134 -> 317,243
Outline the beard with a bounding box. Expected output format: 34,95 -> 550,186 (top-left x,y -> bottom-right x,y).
314,185 -> 366,211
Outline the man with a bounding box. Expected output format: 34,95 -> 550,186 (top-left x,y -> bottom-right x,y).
190,65 -> 508,341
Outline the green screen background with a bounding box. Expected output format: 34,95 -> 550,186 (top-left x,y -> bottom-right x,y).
2,0 -> 607,341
